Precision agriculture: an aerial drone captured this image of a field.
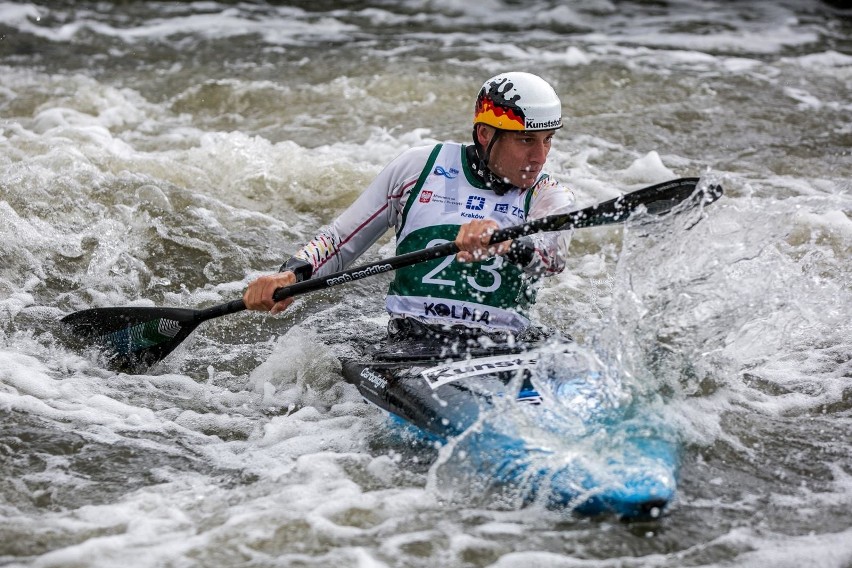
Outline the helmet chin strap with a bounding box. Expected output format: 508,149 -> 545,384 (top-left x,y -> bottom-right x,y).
470,128 -> 514,196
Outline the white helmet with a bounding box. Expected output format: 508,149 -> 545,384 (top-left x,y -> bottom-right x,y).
474,72 -> 562,131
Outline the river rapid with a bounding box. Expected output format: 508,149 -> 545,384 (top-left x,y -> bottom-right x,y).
1,1 -> 851,567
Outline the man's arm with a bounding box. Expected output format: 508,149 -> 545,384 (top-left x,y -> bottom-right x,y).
514,176 -> 575,276
243,146 -> 433,312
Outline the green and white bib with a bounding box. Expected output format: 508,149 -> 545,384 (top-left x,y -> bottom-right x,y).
386,143 -> 540,332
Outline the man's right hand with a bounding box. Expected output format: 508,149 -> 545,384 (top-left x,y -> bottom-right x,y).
243,271 -> 297,314
455,219 -> 512,263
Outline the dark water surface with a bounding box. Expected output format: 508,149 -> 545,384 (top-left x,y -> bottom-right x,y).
1,1 -> 851,566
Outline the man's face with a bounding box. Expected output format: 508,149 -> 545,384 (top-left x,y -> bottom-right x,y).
478,126 -> 555,189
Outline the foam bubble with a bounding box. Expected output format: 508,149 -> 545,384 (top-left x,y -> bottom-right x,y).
617,151 -> 677,183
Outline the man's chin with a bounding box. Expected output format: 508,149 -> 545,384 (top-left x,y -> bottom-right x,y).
516,173 -> 541,189
495,171 -> 536,190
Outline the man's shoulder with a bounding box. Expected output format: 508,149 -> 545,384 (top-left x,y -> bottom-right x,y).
532,174 -> 571,194
402,144 -> 442,160
388,144 -> 442,170
390,141 -> 467,173
404,141 -> 466,157
529,174 -> 576,211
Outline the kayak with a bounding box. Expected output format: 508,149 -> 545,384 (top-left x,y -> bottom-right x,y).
341,338 -> 679,520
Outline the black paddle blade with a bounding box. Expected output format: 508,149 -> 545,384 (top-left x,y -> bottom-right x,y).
629,177 -> 723,217
495,178 -> 724,240
60,306 -> 202,373
581,177 -> 723,228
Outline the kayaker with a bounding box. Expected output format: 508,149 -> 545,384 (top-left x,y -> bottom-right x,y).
244,71 -> 575,341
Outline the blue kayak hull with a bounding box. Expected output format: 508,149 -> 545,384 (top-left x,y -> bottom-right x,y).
341,342 -> 678,520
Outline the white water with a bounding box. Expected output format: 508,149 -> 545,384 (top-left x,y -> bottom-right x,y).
1,1 -> 851,566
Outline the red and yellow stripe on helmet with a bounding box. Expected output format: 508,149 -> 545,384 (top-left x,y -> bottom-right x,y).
474,72 -> 563,132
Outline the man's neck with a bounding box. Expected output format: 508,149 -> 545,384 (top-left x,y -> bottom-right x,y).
464,145 -> 515,195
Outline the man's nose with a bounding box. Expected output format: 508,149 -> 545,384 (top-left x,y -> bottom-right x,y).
529,140 -> 548,163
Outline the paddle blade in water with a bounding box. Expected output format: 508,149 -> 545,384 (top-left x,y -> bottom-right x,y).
633,178 -> 724,217
60,306 -> 202,372
574,178 -> 724,229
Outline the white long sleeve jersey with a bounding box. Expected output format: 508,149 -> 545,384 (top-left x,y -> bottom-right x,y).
291,142 -> 575,331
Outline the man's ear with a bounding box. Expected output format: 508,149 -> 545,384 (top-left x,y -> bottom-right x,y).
474,124 -> 494,148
